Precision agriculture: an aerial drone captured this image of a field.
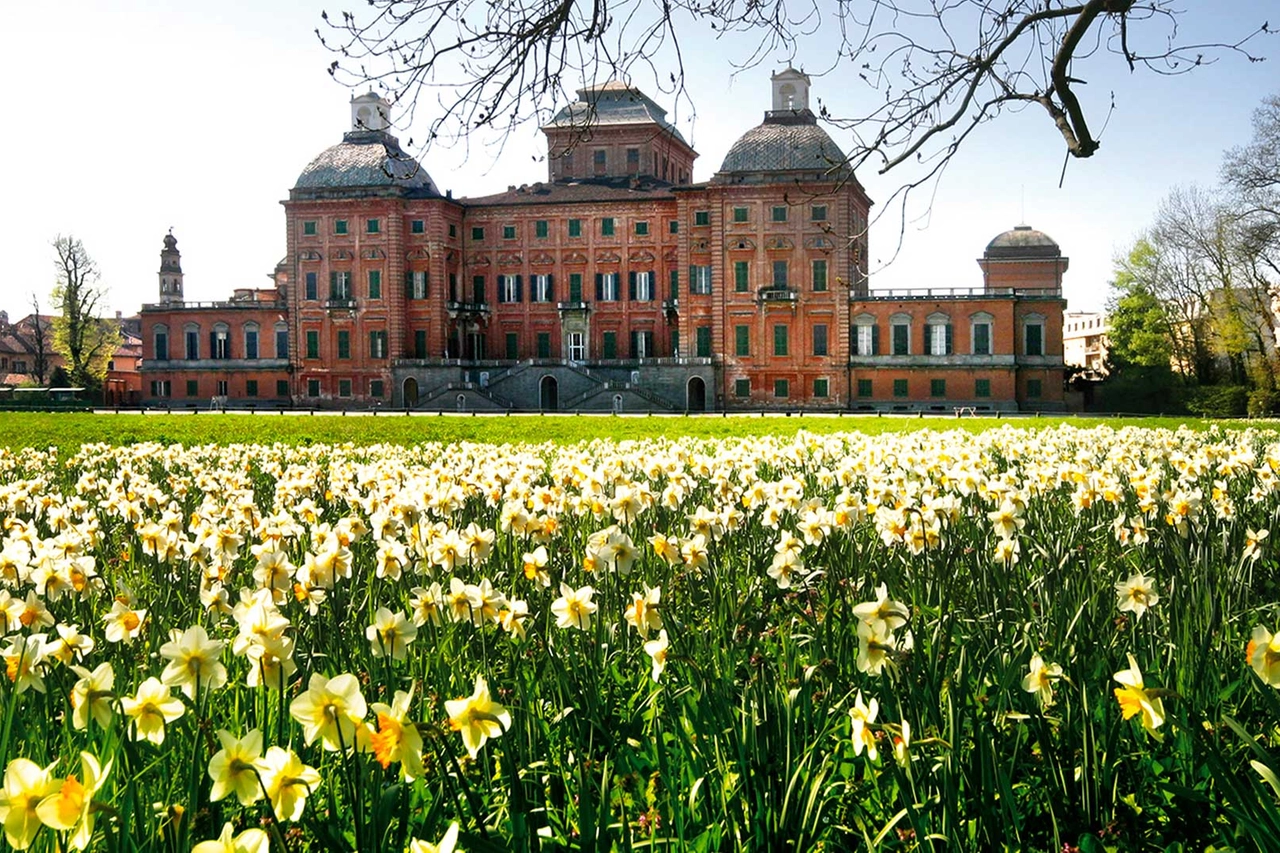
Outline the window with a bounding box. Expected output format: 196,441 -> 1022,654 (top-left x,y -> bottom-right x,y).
499,275 -> 521,303
812,259 -> 827,292
733,207 -> 749,223
602,331 -> 617,360
634,220 -> 649,236
334,220 -> 349,235
307,379 -> 320,398
569,273 -> 583,303
927,319 -> 953,355
931,379 -> 946,397
891,318 -> 911,355
694,210 -> 710,226
471,226 -> 485,241
411,219 -> 425,234
368,270 -> 382,300
186,379 -> 199,397
567,331 -> 586,361
369,330 -> 387,359
774,379 -> 789,398
276,324 -> 288,358
601,218 -> 615,237
503,225 -> 517,240
246,380 -> 258,397
448,224 -> 457,238
972,318 -> 992,355
670,329 -> 680,357
330,271 -> 352,300
669,220 -> 679,234
244,325 -> 259,360
305,330 -> 319,359
857,378 -> 873,397
370,380 -> 384,398
690,265 -> 712,295
1025,321 -> 1044,356
338,379 -> 352,398
211,325 -> 230,359
568,219 -> 582,238
277,380 -> 289,397
337,330 -> 350,359
536,332 -> 551,359
472,275 -> 486,303
217,380 -> 229,396
305,272 -> 317,301
771,206 -> 788,222
772,260 -> 788,289
669,269 -> 679,299
593,149 -> 607,175
813,324 -> 828,356
813,378 -> 829,398
1027,379 -> 1043,398
154,327 -> 169,361
414,330 -> 428,359
185,326 -> 200,360
406,270 -> 428,299
150,380 -> 171,398
735,325 -> 750,356
975,379 -> 991,398
734,378 -> 751,397
855,321 -> 879,356
811,205 -> 828,221
532,274 -> 553,302
626,147 -> 640,174
366,218 -> 380,234
630,330 -> 654,359
535,220 -> 548,239
773,324 -> 789,356
505,332 -> 519,360
596,272 -> 619,301
734,261 -> 749,293
893,379 -> 909,398
303,220 -> 317,236
630,271 -> 654,301
696,326 -> 712,357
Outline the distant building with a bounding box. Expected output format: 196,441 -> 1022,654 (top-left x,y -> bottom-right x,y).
0,311 -> 142,403
1063,311 -> 1108,376
140,72 -> 1067,412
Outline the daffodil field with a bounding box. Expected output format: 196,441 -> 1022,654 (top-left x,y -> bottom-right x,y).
4,424 -> 1280,851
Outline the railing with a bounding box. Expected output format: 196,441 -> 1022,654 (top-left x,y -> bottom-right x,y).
324,298 -> 357,310
662,299 -> 679,312
758,287 -> 798,303
141,301 -> 286,311
447,301 -> 492,313
853,286 -> 1062,300
556,301 -> 590,311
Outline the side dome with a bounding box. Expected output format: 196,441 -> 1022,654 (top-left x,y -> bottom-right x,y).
716,118 -> 849,179
984,225 -> 1061,259
293,131 -> 439,195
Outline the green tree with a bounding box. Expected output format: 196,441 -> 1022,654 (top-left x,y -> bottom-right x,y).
1107,239 -> 1173,370
51,236 -> 118,396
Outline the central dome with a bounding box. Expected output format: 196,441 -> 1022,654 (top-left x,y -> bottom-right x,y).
293,131 -> 439,196
715,116 -> 849,179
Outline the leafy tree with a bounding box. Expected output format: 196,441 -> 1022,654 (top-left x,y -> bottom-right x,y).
51,236 -> 119,395
1107,240 -> 1172,370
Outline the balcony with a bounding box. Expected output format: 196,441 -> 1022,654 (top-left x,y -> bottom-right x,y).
447,301 -> 492,318
662,298 -> 679,314
757,287 -> 798,305
852,286 -> 1063,301
556,301 -> 590,314
325,298 -> 357,311
141,300 -> 287,312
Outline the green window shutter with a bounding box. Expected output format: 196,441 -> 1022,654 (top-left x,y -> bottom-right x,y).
893,378 -> 908,397
975,379 -> 991,398
629,271 -> 637,301
931,378 -> 946,397
1027,379 -> 1043,398
602,331 -> 617,359
857,378 -> 873,397
414,330 -> 427,359
570,273 -> 583,302
595,274 -> 604,301
306,330 -> 319,359
369,270 -> 381,299
696,326 -> 712,357
735,261 -> 749,292
813,324 -> 828,356
337,331 -> 350,359
774,379 -> 789,398
1026,324 -> 1043,356
734,378 -> 750,397
945,323 -> 953,354
535,220 -> 548,238
812,260 -> 827,292
537,333 -> 551,359
506,333 -> 518,360
670,269 -> 679,298
329,271 -> 338,299
871,324 -> 880,355
813,378 -> 829,397
515,275 -> 523,302
975,323 -> 990,355
735,325 -> 749,356
773,324 -> 788,356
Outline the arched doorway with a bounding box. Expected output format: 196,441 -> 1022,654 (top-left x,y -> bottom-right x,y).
403,377 -> 419,408
687,377 -> 706,412
540,375 -> 559,411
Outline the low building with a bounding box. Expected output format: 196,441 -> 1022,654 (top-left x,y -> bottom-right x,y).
140,71 -> 1067,412
1063,311 -> 1109,376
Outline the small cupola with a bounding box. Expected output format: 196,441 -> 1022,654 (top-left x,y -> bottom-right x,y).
350,91 -> 392,133
771,67 -> 811,113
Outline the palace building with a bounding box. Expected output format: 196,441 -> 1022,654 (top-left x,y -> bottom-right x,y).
139,70 -> 1067,412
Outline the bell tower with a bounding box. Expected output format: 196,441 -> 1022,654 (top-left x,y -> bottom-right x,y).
350,91 -> 392,133
158,230 -> 183,304
771,67 -> 811,114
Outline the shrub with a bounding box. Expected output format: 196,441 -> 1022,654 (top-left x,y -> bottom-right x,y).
1182,384 -> 1250,418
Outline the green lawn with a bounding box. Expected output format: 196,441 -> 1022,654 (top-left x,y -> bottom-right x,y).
0,410 -> 1217,450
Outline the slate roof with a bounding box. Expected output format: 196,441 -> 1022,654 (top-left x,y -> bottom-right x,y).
462,175 -> 678,207
716,113 -> 850,178
293,131 -> 439,195
544,82 -> 690,147
985,225 -> 1062,259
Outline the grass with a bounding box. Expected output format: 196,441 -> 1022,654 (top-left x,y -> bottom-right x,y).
0,411 -> 1214,450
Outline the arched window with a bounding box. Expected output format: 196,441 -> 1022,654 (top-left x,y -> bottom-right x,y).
275,323 -> 289,359
184,323 -> 200,360
970,312 -> 994,356
243,322 -> 260,360
925,312 -> 952,356
211,323 -> 230,360
853,314 -> 878,356
889,313 -> 912,356
1022,312 -> 1046,357
153,324 -> 170,361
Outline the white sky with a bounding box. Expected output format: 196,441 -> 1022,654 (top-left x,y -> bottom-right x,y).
1,1 -> 1274,318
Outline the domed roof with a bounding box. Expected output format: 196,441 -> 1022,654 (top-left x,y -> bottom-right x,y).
293,131 -> 439,195
985,225 -> 1060,258
716,116 -> 849,178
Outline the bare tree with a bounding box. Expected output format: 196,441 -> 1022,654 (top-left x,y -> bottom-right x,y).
1223,93 -> 1280,284
26,293 -> 51,386
51,236 -> 119,394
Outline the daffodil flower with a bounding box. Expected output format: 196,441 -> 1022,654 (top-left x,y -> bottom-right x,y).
289,672 -> 367,751
1113,653 -> 1165,740
120,677 -> 185,745
208,729 -> 266,806
445,674 -> 511,758
34,752 -> 110,851
1022,654 -> 1064,709
159,624 -> 228,699
850,691 -> 879,761
192,822 -> 269,853
0,757 -> 60,850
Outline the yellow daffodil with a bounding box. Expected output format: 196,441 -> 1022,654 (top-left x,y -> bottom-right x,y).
849,691 -> 879,761
258,746 -> 320,822
102,599 -> 147,644
192,822 -> 270,853
856,619 -> 896,676
644,629 -> 670,682
208,729 -> 266,806
624,586 -> 663,639
370,686 -> 425,780
69,662 -> 115,731
366,607 -> 418,661
551,583 -> 597,631
120,677 -> 185,745
444,674 -> 511,758
34,752 -> 110,851
1113,653 -> 1165,740
409,822 -> 460,853
1248,625 -> 1280,687
1115,573 -> 1159,621
0,757 -> 60,850
289,672 -> 368,751
498,599 -> 530,640
159,624 -> 228,699
852,583 -> 909,636
3,634 -> 49,695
